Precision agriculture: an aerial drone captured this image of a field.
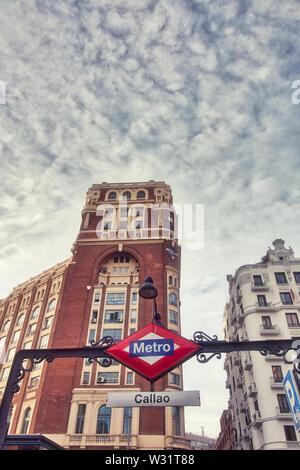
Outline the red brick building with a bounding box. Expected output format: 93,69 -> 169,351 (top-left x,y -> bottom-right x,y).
215,409 -> 235,450
0,181 -> 190,449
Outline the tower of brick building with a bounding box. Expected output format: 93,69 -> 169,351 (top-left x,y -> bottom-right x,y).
0,181 -> 189,449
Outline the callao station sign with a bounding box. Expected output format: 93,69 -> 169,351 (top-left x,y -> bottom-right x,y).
106,322 -> 201,408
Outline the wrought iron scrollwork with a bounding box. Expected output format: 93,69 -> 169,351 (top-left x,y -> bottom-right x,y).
259,344 -> 292,363
193,331 -> 221,364
88,336 -> 115,368
10,353 -> 55,394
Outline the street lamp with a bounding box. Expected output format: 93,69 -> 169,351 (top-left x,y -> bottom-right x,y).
139,277 -> 162,325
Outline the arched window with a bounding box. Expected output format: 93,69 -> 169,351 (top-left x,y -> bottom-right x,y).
31,306 -> 40,319
2,320 -> 11,332
137,190 -> 145,199
169,293 -> 177,306
47,299 -> 56,312
20,407 -> 31,434
122,191 -> 131,199
16,314 -> 25,326
96,405 -> 111,434
108,191 -> 117,200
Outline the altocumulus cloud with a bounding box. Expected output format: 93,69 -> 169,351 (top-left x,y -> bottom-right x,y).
1,0 -> 300,436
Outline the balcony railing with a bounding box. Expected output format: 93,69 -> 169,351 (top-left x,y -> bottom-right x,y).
275,407 -> 292,420
260,324 -> 280,335
66,434 -> 138,448
255,302 -> 275,312
251,282 -> 269,292
269,376 -> 283,389
165,435 -> 191,450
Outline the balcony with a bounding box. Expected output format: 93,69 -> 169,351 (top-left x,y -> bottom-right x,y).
233,352 -> 240,366
260,324 -> 280,335
240,401 -> 247,413
269,376 -> 283,389
275,407 -> 292,420
251,282 -> 269,292
252,413 -> 263,428
165,435 -> 191,450
243,354 -> 253,371
248,383 -> 257,397
65,434 -> 138,448
255,302 -> 274,312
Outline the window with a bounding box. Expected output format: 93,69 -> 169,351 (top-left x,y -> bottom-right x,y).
2,320 -> 11,332
126,372 -> 134,384
88,329 -> 96,344
94,292 -> 100,305
286,312 -> 300,327
277,394 -> 290,413
120,207 -> 128,218
257,295 -> 267,306
131,292 -> 138,304
0,367 -> 10,382
119,220 -> 127,230
43,316 -> 53,330
108,191 -> 117,200
280,292 -> 293,305
253,275 -> 263,286
130,309 -> 137,323
172,407 -> 181,436
97,372 -> 119,384
91,310 -> 98,323
20,408 -> 31,434
96,405 -> 111,434
6,348 -> 16,362
106,292 -> 125,305
284,425 -> 297,441
39,334 -> 49,349
169,310 -> 178,325
47,299 -> 56,312
16,314 -> 25,326
135,207 -> 143,217
82,372 -> 90,384
170,373 -> 180,386
169,293 -> 178,306
169,275 -> 173,285
123,407 -> 132,434
104,310 -> 123,323
275,272 -> 288,284
262,316 -> 272,329
122,191 -> 131,199
11,330 -> 21,343
23,341 -> 32,350
137,190 -> 145,199
28,376 -> 40,389
75,404 -> 86,434
104,221 -> 111,231
135,220 -> 143,229
26,323 -> 37,337
272,365 -> 283,383
102,329 -> 122,343
294,272 -> 300,284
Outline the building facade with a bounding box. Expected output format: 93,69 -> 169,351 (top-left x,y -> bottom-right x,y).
224,239 -> 300,450
0,181 -> 190,450
215,410 -> 234,450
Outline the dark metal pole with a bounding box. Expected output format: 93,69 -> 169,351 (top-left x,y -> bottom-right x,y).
0,344 -> 113,450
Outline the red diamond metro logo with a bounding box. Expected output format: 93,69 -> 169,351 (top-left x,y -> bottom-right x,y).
106,323 -> 199,381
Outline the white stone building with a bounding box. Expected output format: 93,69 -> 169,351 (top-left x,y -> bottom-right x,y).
224,239 -> 300,450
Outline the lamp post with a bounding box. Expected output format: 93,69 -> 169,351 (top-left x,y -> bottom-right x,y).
138,276 -> 162,326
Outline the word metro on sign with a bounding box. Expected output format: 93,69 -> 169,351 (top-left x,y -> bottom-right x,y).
129,338 -> 174,357
106,322 -> 200,381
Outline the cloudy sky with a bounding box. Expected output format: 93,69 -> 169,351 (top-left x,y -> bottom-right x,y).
1,0 -> 300,438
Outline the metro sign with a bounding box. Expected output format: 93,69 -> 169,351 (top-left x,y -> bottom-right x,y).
106,323 -> 200,381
